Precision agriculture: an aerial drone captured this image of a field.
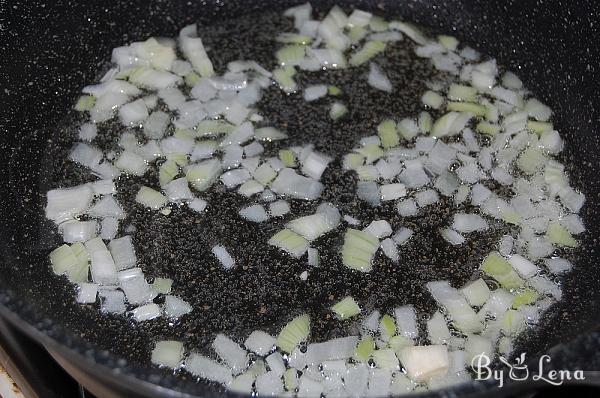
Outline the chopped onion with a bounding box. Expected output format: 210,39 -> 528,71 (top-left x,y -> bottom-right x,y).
269,200 -> 290,217
77,283 -> 98,304
331,296 -> 361,320
427,312 -> 451,345
368,62 -> 392,92
135,186 -> 168,210
60,220 -> 98,243
185,159 -> 221,191
364,220 -> 392,238
307,247 -> 319,267
397,198 -> 418,217
394,305 -> 418,339
185,353 -> 232,385
397,345 -> 449,382
151,340 -> 184,368
244,330 -> 276,356
90,249 -> 118,285
164,177 -> 194,202
341,228 -> 379,272
179,25 -> 214,77
118,267 -> 156,304
481,252 -> 524,289
239,204 -> 269,222
164,295 -> 193,318
350,40 -> 386,67
440,228 -> 465,245
276,314 -> 310,353
426,281 -> 483,333
213,334 -> 248,375
268,229 -> 309,258
212,245 -> 236,269
131,303 -> 161,322
46,184 -> 93,224
392,227 -> 413,245
98,288 -> 126,314
460,278 -> 490,307
452,213 -> 488,233
303,84 -> 328,102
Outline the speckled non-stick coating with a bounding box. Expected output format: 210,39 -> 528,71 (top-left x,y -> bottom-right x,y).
1,1 -> 599,397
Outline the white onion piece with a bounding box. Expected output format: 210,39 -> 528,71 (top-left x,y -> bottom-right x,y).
525,98 -> 552,121
397,199 -> 418,217
368,62 -> 392,92
88,196 -> 125,219
152,340 -> 184,369
528,275 -> 562,300
269,200 -> 290,217
78,123 -> 97,141
85,237 -> 107,254
46,185 -> 93,224
307,248 -> 320,266
118,268 -> 156,305
544,258 -> 572,274
100,217 -> 119,241
164,295 -> 193,318
425,140 -> 457,175
380,183 -> 406,201
164,178 -> 194,202
392,227 -> 413,246
212,245 -> 236,269
244,331 -> 276,356
131,303 -> 161,322
366,369 -> 392,396
470,183 -> 492,206
243,141 -> 264,158
287,213 -> 335,241
271,168 -> 323,200
254,127 -> 288,141
115,151 -> 147,176
304,336 -> 358,364
427,281 -> 483,333
381,238 -> 400,263
452,213 -> 488,233
427,312 -> 451,345
440,228 -> 465,245
90,250 -> 118,285
108,235 -> 137,271
239,204 -> 269,223
185,353 -> 232,385
90,180 -> 116,195
415,189 -> 439,207
304,85 -> 328,102
60,220 -> 98,243
188,198 -> 207,213
119,99 -> 148,126
77,283 -> 98,304
143,111 -> 170,139
256,371 -> 284,396
398,159 -> 429,188
363,220 -> 392,238
179,25 -> 214,77
301,150 -> 331,180
158,87 -> 186,110
394,305 -> 418,339
69,143 -> 103,169
220,169 -> 251,188
98,288 -> 126,314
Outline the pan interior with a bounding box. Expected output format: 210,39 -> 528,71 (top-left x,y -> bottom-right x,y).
2,0 -> 598,395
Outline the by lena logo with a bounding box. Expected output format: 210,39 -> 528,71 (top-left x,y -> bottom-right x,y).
471,352 -> 585,388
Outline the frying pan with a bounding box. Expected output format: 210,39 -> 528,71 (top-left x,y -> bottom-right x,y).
1,0 -> 600,397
